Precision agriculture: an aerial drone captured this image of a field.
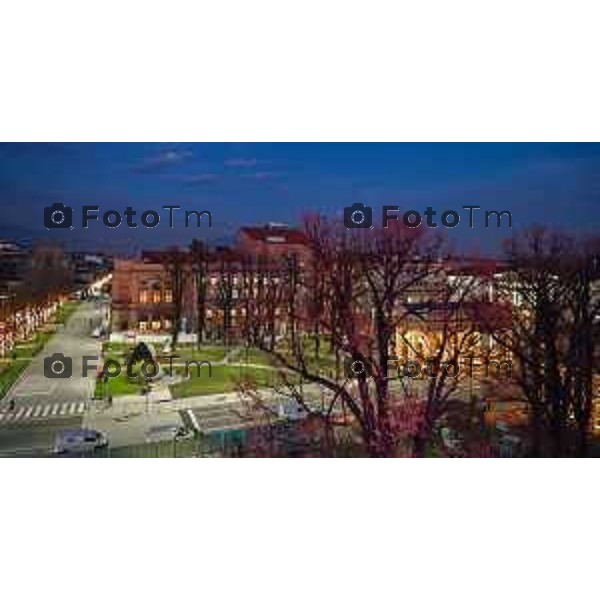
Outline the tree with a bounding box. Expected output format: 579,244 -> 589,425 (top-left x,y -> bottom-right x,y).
160,247 -> 187,350
487,229 -> 600,456
397,258 -> 500,455
240,214 -> 472,456
190,239 -> 209,348
216,249 -> 236,347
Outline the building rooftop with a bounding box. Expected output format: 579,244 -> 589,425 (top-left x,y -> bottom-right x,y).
239,225 -> 309,245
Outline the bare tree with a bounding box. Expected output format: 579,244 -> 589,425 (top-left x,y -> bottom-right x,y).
160,247 -> 187,350
489,229 -> 600,456
190,239 -> 209,348
239,215 -> 471,456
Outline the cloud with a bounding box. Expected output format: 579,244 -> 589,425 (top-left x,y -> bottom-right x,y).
243,171 -> 285,181
224,158 -> 258,167
132,148 -> 193,173
170,173 -> 220,185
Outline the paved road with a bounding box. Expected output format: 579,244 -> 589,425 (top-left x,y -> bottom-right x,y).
2,300 -> 105,415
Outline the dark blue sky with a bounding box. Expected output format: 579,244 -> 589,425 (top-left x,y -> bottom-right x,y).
1,142 -> 599,255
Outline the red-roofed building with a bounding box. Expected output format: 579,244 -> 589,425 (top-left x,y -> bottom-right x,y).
110,224 -> 310,341
238,224 -> 310,260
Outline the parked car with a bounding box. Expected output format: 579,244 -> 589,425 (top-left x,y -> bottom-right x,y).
53,429 -> 108,455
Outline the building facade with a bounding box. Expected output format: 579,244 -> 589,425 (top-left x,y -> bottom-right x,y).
110,224 -> 310,342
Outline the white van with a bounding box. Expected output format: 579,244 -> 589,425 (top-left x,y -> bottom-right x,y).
53,429 -> 108,455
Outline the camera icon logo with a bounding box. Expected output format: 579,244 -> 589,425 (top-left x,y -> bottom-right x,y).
44,353 -> 73,379
344,202 -> 373,229
343,353 -> 375,380
44,202 -> 74,230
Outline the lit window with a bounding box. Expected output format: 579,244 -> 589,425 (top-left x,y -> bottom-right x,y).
152,320 -> 161,331
153,291 -> 161,304
164,290 -> 173,303
139,290 -> 149,303
164,319 -> 172,330
139,321 -> 148,331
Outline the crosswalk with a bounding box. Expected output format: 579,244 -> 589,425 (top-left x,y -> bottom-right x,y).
0,402 -> 85,424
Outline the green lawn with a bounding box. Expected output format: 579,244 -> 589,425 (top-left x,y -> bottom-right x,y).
169,364 -> 283,398
0,359 -> 32,399
96,340 -> 331,399
168,344 -> 227,363
0,301 -> 81,399
53,301 -> 79,325
102,342 -> 228,363
94,373 -> 145,398
94,353 -> 148,397
102,342 -> 135,356
11,329 -> 56,360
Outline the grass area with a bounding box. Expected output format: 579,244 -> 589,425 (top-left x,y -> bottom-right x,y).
97,340 -> 334,398
102,342 -> 135,356
94,373 -> 145,398
102,342 -> 227,363
0,301 -> 81,399
0,359 -> 32,399
170,364 -> 282,398
94,352 -> 148,397
168,344 -> 227,363
53,301 -> 79,325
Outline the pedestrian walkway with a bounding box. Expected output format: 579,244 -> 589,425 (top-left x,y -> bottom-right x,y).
0,401 -> 85,424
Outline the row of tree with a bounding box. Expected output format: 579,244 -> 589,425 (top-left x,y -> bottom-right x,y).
161,219 -> 600,457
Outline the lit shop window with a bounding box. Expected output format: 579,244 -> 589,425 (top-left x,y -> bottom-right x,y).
152,320 -> 161,330
139,290 -> 149,303
139,321 -> 148,331
164,290 -> 173,303
163,319 -> 172,330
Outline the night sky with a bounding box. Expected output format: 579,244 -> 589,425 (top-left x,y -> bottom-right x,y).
0,142 -> 599,256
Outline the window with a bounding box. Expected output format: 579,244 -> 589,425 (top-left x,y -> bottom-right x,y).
152,320 -> 161,331
153,291 -> 161,304
139,290 -> 149,303
164,289 -> 173,303
139,321 -> 148,331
